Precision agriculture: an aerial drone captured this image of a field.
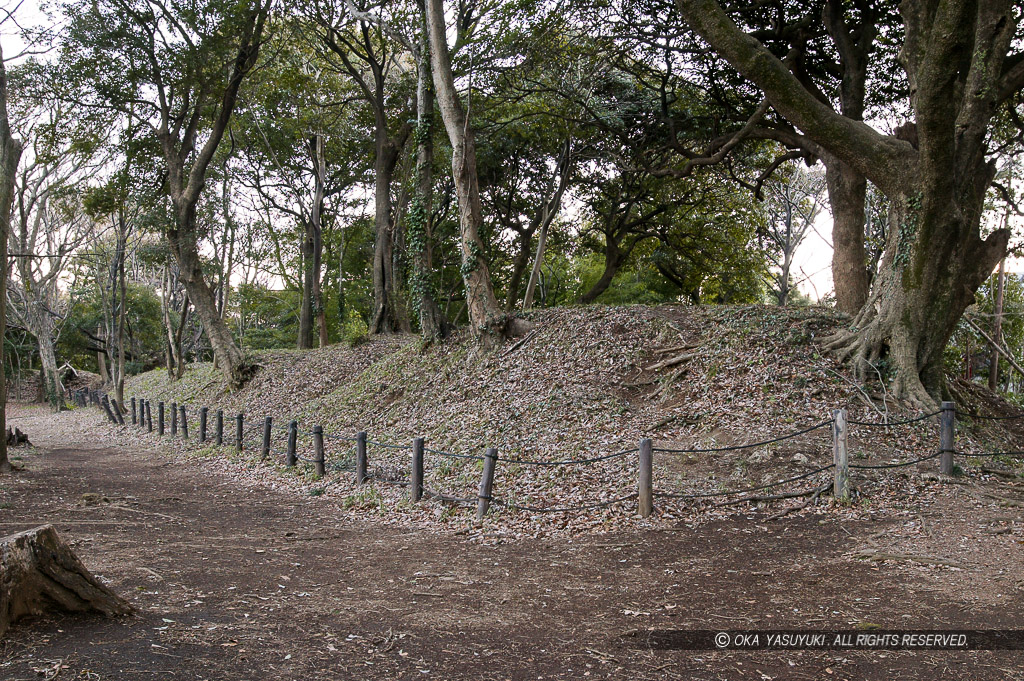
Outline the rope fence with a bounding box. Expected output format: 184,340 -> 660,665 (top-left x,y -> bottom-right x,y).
70,388 -> 1024,520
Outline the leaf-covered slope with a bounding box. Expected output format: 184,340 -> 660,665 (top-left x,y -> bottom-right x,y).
126,305 -> 871,459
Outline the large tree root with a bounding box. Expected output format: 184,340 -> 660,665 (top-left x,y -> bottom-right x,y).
822,315 -> 938,411
0,525 -> 134,636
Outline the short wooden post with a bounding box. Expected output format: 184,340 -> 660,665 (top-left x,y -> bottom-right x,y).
215,410 -> 223,446
110,398 -> 125,425
411,438 -> 424,502
476,448 -> 498,519
236,413 -> 244,452
638,438 -> 653,518
833,408 -> 849,501
170,402 -> 178,435
199,407 -> 208,443
261,417 -> 272,460
131,397 -> 137,425
101,396 -> 117,424
145,400 -> 152,432
313,426 -> 325,478
179,405 -> 188,439
940,401 -> 955,475
157,401 -> 165,435
356,431 -> 367,484
286,421 -> 298,467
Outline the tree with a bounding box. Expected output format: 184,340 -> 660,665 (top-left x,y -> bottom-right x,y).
425,0 -> 520,347
676,0 -> 1022,406
0,42 -> 23,472
313,1 -> 415,335
59,0 -> 273,389
760,162 -> 826,306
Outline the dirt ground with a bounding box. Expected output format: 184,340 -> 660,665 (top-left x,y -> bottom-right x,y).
1,403 -> 1022,681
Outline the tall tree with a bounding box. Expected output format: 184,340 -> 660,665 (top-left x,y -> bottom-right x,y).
425,0 -> 524,346
59,0 -> 273,388
314,1 -> 414,335
0,42 -> 23,472
676,0 -> 1022,406
760,163 -> 826,306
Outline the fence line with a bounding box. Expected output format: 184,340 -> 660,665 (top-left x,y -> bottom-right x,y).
70,386 -> 1024,520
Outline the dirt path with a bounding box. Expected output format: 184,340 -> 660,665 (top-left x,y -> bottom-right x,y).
0,403 -> 1021,680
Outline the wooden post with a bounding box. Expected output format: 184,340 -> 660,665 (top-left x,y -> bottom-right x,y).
356,431 -> 367,484
130,398 -> 137,425
833,408 -> 849,501
170,402 -> 178,435
313,426 -> 325,478
940,401 -> 955,475
286,421 -> 298,467
236,413 -> 244,452
476,448 -> 498,519
110,399 -> 125,425
261,417 -> 272,460
215,410 -> 223,446
199,407 -> 208,443
145,400 -> 152,433
101,396 -> 117,425
411,437 -> 424,502
179,405 -> 188,440
157,402 -> 165,435
638,438 -> 653,518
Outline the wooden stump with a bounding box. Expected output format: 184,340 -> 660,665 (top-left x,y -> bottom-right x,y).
0,525 -> 134,636
5,427 -> 29,447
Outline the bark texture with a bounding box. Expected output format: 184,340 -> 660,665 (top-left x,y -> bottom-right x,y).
677,0 -> 1017,406
0,47 -> 20,472
426,0 -> 515,347
0,525 -> 134,637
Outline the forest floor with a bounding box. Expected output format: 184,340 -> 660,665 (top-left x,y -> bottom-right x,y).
1,402 -> 1023,680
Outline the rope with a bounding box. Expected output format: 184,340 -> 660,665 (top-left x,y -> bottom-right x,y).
422,489 -> 477,506
499,447 -> 639,466
491,493 -> 639,513
653,420 -> 834,454
365,439 -> 413,451
956,450 -> 1024,458
323,432 -> 357,443
847,411 -> 941,427
848,450 -> 942,469
424,447 -> 487,461
653,463 -> 835,499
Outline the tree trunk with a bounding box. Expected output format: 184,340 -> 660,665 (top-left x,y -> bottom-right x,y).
0,47 -> 20,473
676,0 -> 1015,405
167,209 -> 249,389
411,26 -> 449,342
523,138 -> 572,311
173,294 -> 191,380
426,0 -> 511,348
37,321 -> 63,412
0,525 -> 133,637
824,155 -> 870,315
369,134 -> 408,334
297,220 -> 315,349
115,214 -> 127,410
826,192 -> 1006,407
96,324 -> 110,385
312,133 -> 328,348
579,244 -> 625,304
989,256 -> 1007,391
504,233 -> 532,312
521,221 -> 549,311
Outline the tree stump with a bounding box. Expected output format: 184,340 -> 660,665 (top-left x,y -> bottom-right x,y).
0,525 -> 134,636
5,427 -> 29,447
